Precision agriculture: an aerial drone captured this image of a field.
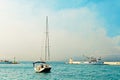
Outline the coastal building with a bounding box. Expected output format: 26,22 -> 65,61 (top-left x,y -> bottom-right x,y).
104,62 -> 120,65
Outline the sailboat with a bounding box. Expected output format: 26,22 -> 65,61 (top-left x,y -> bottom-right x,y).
33,16 -> 51,73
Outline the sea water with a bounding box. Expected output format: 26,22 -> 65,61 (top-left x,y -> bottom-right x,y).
0,61 -> 120,80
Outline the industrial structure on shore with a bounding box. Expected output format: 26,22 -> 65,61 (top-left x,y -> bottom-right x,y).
67,58 -> 120,65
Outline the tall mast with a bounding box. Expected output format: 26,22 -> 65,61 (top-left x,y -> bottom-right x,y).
45,16 -> 50,61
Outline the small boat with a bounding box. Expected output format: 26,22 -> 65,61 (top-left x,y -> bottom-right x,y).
33,16 -> 51,73
0,57 -> 19,64
0,60 -> 12,64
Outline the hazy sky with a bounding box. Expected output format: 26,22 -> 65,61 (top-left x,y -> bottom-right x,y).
0,0 -> 120,61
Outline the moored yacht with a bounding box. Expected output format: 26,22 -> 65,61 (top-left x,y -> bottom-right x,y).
33,16 -> 51,73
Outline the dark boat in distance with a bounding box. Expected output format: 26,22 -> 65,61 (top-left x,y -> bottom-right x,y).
0,60 -> 12,64
0,57 -> 19,64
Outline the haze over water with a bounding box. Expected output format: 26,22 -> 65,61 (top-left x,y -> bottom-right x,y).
0,0 -> 120,61
0,0 -> 120,79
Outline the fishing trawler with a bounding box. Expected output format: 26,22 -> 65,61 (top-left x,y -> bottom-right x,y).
33,16 -> 51,73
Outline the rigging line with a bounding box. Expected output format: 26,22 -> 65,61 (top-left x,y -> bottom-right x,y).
45,16 -> 50,61
46,16 -> 50,60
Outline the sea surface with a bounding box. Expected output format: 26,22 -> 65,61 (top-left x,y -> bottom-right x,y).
0,61 -> 120,80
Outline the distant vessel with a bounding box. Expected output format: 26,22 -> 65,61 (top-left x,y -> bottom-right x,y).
67,57 -> 104,65
0,57 -> 19,64
82,57 -> 104,65
33,16 -> 51,73
0,60 -> 12,64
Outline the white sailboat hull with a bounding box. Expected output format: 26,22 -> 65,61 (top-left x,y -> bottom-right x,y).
34,64 -> 51,73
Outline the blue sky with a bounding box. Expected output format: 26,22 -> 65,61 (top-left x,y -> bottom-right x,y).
87,0 -> 120,37
24,0 -> 120,37
0,0 -> 120,61
53,0 -> 120,37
